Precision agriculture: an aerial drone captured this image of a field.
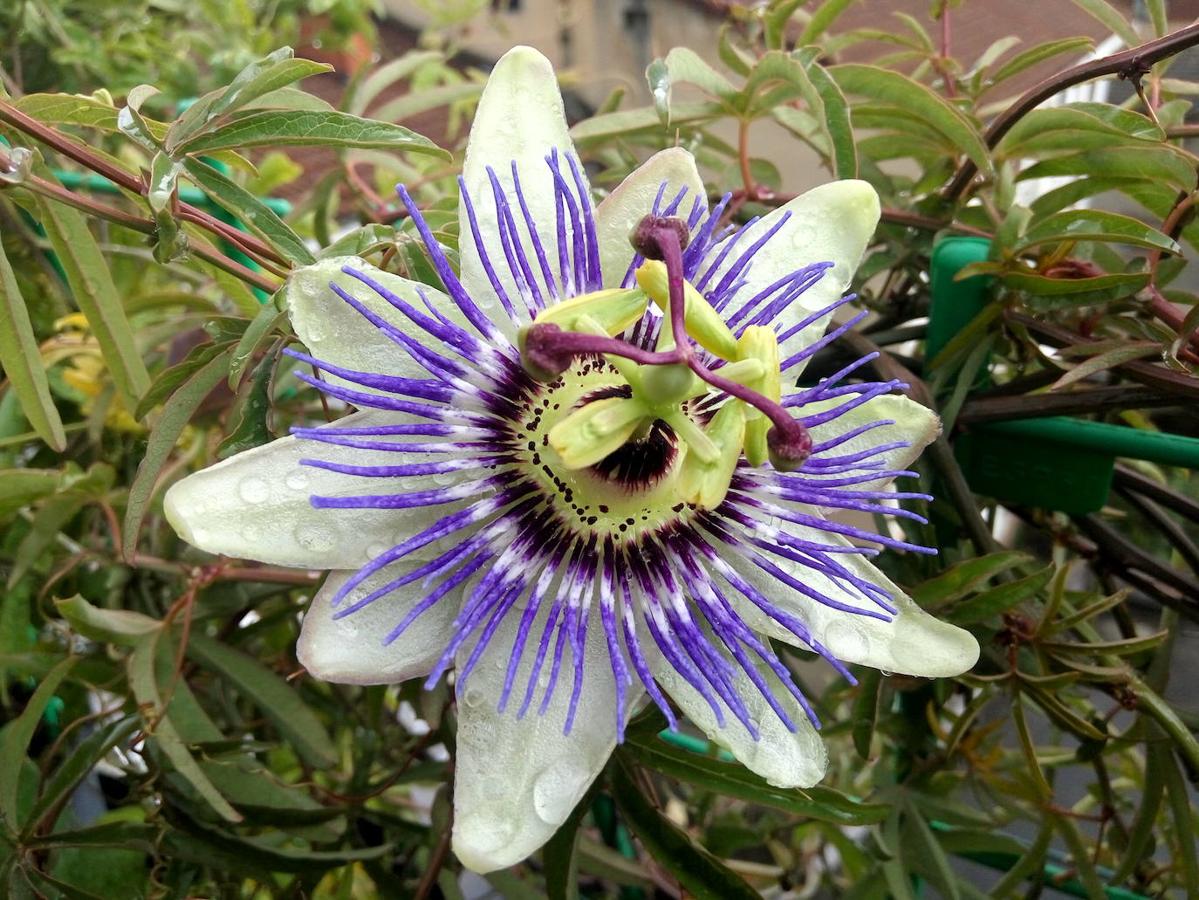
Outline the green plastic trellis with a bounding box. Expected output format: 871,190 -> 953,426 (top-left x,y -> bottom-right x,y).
929,236 -> 1199,515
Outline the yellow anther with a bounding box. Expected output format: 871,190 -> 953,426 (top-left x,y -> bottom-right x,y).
532,287 -> 647,336
736,326 -> 781,466
679,401 -> 746,510
548,396 -> 650,469
635,260 -> 739,360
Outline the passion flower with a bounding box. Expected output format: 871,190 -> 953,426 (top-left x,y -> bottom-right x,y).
164,45 -> 978,873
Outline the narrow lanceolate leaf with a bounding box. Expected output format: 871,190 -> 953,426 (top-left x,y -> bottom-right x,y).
183,159 -> 314,265
914,551 -> 1033,609
798,0 -> 855,44
1068,0 -> 1141,47
32,195 -> 150,411
611,759 -> 760,900
127,630 -> 242,823
1015,210 -> 1181,255
228,303 -> 285,389
174,110 -> 448,158
765,54 -> 856,178
0,656 -> 74,830
0,469 -> 62,519
122,348 -> 233,560
1019,147 -> 1198,193
54,594 -> 159,647
829,64 -> 992,176
168,50 -> 333,149
851,668 -> 883,759
370,82 -> 485,123
186,633 -> 336,768
0,236 -> 65,450
986,37 -> 1095,88
946,565 -> 1054,625
625,735 -> 889,825
23,715 -> 140,835
1049,342 -> 1161,390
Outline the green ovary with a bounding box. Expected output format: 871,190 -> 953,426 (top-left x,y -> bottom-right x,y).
514,358 -> 702,544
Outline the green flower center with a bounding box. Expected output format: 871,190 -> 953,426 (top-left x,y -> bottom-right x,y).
515,357 -> 701,544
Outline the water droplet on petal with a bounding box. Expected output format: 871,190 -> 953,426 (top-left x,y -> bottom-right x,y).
285,470 -> 310,492
824,618 -> 869,660
238,477 -> 269,504
462,685 -> 485,708
532,758 -> 591,825
295,523 -> 335,553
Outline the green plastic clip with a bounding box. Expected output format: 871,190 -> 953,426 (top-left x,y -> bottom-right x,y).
929,236 -> 1199,515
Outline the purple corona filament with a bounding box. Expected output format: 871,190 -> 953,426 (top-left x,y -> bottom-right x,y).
290,154 -> 934,740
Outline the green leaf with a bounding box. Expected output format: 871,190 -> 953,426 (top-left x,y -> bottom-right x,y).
611,758 -> 759,900
913,551 -> 1032,609
228,303 -> 285,389
1160,746 -> 1199,896
317,223 -> 399,260
1015,209 -> 1181,254
1047,342 -> 1160,390
0,469 -> 62,520
349,50 -> 443,115
32,194 -> 150,411
764,0 -> 804,50
1068,0 -> 1140,47
127,631 -> 242,823
0,236 -> 65,450
24,716 -> 140,836
625,735 -> 889,825
175,110 -> 448,158
54,594 -> 160,646
216,352 -> 273,459
147,151 -> 187,263
371,82 -> 485,123
947,565 -> 1054,625
209,51 -> 332,122
122,347 -> 233,559
569,102 -> 723,144
0,656 -> 73,831
1002,270 -> 1150,310
186,633 -> 336,768
1042,630 -> 1169,658
830,64 -> 992,176
133,341 -> 232,421
1018,147 -> 1197,193
900,803 -> 961,900
182,160 -> 313,265
661,47 -> 737,104
798,0 -> 855,44
767,55 -> 856,178
851,668 -> 882,759
162,816 -> 388,876
987,38 -> 1095,88
543,784 -> 599,900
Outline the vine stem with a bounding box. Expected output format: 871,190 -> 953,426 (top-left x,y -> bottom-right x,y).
0,149 -> 281,294
0,94 -> 290,270
942,21 -> 1199,201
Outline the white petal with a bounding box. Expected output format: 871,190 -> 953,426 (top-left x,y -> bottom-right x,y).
648,638 -> 827,788
703,180 -> 880,373
460,46 -> 583,329
297,566 -> 462,685
801,393 -> 941,485
595,148 -> 706,288
280,256 -> 456,394
164,412 -> 470,568
722,520 -> 979,678
452,605 -> 641,873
